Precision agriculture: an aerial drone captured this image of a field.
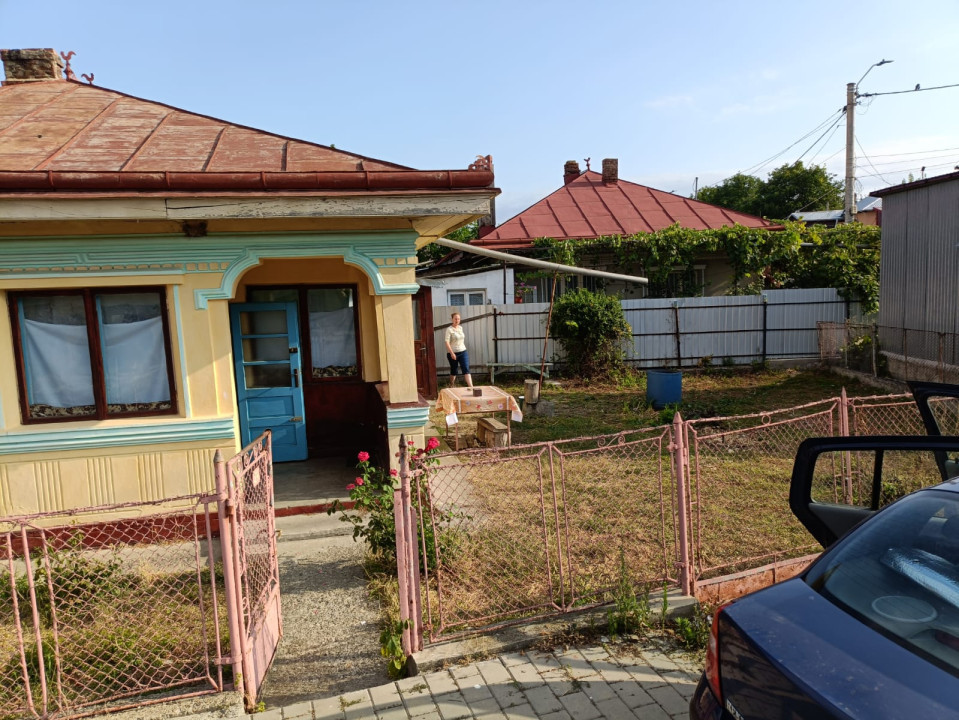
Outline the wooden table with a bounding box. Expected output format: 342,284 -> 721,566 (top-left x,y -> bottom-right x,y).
436,386 -> 520,450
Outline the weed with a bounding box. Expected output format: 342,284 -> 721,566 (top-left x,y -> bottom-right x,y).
380,619 -> 411,679
606,548 -> 650,637
252,701 -> 267,713
340,697 -> 362,709
672,606 -> 711,650
657,403 -> 681,425
659,582 -> 670,630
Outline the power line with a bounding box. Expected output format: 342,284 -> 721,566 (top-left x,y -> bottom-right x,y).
859,82 -> 959,98
801,118 -> 844,165
738,108 -> 845,176
855,136 -> 894,184
864,146 -> 959,159
854,152 -> 959,168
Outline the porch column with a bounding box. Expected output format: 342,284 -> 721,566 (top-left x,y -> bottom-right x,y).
380,294 -> 419,404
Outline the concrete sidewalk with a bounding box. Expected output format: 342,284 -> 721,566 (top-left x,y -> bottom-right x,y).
253,642 -> 699,720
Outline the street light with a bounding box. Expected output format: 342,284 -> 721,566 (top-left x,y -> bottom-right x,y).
845,59 -> 894,223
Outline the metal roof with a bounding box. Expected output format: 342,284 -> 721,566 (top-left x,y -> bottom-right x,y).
872,170 -> 959,197
0,80 -> 495,194
789,196 -> 881,222
473,170 -> 775,249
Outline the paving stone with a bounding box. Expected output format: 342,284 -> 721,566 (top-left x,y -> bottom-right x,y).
522,684 -> 563,715
632,702 -> 670,720
578,678 -> 617,703
555,649 -> 595,680
476,660 -> 512,686
527,651 -> 563,674
455,679 -> 493,704
501,704 -> 536,720
375,705 -> 411,720
370,683 -> 403,708
283,701 -> 315,719
623,663 -> 666,687
449,664 -> 481,681
488,683 -> 526,709
592,661 -> 634,684
499,652 -> 529,667
507,662 -> 544,689
594,695 -> 637,720
558,690 -> 601,719
538,711 -> 572,720
579,646 -> 610,663
640,649 -> 682,673
423,671 -> 459,696
396,677 -> 431,695
542,676 -> 574,697
432,691 -> 471,720
611,680 -> 656,709
258,708 -> 284,720
469,698 -> 507,720
402,690 -> 438,717
313,697 -> 345,720
647,684 -> 689,716
661,669 -> 699,700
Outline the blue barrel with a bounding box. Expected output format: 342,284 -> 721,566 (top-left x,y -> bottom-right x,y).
646,370 -> 682,409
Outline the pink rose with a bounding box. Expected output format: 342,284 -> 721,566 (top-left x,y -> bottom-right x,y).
357,451 -> 370,462
346,483 -> 355,491
390,469 -> 398,477
427,437 -> 440,451
356,477 -> 364,486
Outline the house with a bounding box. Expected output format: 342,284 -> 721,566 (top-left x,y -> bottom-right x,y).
471,158 -> 775,299
788,196 -> 882,227
872,170 -> 959,381
417,248 -> 515,307
0,48 -> 497,515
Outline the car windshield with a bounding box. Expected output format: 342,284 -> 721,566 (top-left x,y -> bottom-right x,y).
806,489 -> 959,675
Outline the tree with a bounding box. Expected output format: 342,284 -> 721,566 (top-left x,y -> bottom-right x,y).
698,162 -> 844,221
696,173 -> 763,216
417,221 -> 478,263
549,289 -> 631,379
757,161 -> 843,220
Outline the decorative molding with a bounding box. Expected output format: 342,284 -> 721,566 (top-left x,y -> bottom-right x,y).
0,418 -> 236,456
386,406 -> 431,429
172,286 -> 191,417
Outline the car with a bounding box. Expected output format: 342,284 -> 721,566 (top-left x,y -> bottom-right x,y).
690,382 -> 959,719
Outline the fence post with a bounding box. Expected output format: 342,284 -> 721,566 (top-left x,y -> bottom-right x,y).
394,434 -> 424,655
871,323 -> 878,377
761,295 -> 768,364
672,302 -> 682,367
939,332 -> 945,382
839,389 -> 853,504
214,450 -> 247,700
671,412 -> 692,596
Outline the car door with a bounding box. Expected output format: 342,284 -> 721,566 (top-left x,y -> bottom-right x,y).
910,381 -> 959,478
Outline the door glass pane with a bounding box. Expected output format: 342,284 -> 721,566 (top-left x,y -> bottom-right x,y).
307,288 -> 357,378
98,292 -> 172,414
242,337 -> 290,362
239,310 -> 287,335
245,364 -> 292,388
248,288 -> 299,303
19,295 -> 96,418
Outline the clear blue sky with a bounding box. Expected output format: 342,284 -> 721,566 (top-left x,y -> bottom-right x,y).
3,0 -> 958,221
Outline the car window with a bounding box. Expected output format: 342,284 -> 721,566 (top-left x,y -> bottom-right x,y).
806,489 -> 959,675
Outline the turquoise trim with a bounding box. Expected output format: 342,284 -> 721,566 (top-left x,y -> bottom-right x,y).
386,406 -> 431,429
0,231 -> 421,306
0,418 -> 236,456
172,286 -> 191,417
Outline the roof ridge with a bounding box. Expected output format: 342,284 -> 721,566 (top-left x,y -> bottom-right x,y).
51,79 -> 414,171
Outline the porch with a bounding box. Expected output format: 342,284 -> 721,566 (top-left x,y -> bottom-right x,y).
272,457 -> 355,515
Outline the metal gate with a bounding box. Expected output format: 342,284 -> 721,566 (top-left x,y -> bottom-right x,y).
214,431 -> 282,708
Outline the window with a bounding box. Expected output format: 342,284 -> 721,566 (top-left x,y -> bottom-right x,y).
448,290 -> 485,306
10,289 -> 176,423
248,285 -> 360,379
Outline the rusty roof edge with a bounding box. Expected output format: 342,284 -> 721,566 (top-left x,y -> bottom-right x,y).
0,169 -> 497,193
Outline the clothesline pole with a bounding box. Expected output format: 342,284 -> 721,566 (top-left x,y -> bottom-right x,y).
539,272 -> 559,385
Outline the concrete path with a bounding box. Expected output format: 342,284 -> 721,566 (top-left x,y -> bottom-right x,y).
251,642 -> 699,720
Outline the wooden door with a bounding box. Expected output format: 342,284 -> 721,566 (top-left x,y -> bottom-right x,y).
413,286 -> 437,399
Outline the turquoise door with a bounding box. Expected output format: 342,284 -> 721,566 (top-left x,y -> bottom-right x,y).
230,302 -> 308,462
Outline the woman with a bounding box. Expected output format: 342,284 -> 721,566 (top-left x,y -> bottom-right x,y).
444,312 -> 473,388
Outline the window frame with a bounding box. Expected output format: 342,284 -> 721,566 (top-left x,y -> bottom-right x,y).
448,290 -> 486,307
246,284 -> 362,383
8,287 -> 178,424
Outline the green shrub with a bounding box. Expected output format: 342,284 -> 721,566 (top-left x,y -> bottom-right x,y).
549,289 -> 631,379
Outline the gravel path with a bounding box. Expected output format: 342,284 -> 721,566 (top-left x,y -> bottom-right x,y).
258,525 -> 385,710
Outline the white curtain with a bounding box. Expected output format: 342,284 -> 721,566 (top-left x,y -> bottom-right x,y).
309,307 -> 356,368
22,319 -> 95,408
102,316 -> 170,403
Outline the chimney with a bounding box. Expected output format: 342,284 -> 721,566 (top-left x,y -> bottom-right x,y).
602,158 -> 619,184
1,49 -> 64,85
564,160 -> 581,185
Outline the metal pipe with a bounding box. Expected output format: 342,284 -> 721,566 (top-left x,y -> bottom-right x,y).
433,238 -> 649,285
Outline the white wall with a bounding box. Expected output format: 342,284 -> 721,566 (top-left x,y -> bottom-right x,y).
426,268 -> 514,307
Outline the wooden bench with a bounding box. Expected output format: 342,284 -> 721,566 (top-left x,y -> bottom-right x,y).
488,362 -> 552,384
476,417 -> 510,448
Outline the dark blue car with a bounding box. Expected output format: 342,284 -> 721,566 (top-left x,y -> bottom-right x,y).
691,383 -> 959,720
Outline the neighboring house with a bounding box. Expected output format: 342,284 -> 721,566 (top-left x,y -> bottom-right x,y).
788,196 -> 882,227
872,170 -> 959,380
471,159 -> 775,299
0,48 -> 496,515
417,248 -> 515,307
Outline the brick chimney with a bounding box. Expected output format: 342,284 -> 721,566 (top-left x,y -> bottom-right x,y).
602,158 -> 618,184
564,160 -> 581,185
1,49 -> 64,85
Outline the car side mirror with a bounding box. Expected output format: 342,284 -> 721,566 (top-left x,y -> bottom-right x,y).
789,435 -> 959,547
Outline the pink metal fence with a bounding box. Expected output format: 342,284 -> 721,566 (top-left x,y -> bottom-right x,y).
0,495 -> 228,719
394,390 -> 929,647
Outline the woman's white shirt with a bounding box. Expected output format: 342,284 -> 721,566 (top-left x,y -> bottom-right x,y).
445,325 -> 466,353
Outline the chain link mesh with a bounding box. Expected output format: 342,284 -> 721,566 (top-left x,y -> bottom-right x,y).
0,499 -> 227,719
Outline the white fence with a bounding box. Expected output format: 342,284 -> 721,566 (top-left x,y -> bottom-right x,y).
434,288 -> 864,375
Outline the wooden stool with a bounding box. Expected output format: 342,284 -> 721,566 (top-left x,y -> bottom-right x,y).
477,417 -> 510,448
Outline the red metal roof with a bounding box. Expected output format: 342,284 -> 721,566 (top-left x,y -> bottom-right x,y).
474,170 -> 774,249
0,80 -> 494,194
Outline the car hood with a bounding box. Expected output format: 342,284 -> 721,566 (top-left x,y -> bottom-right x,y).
722,578 -> 959,719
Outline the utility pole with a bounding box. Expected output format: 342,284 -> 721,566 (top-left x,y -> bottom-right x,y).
844,82 -> 856,224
